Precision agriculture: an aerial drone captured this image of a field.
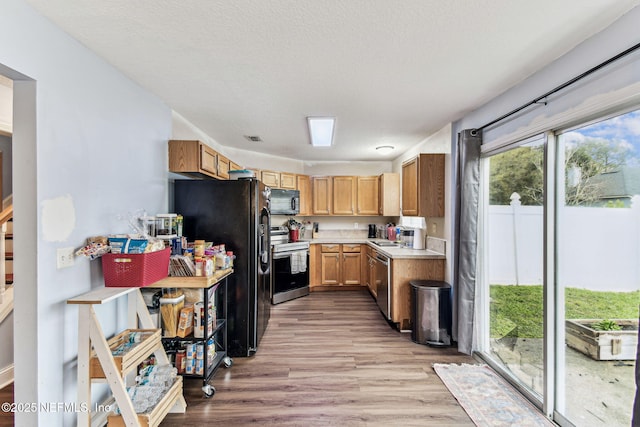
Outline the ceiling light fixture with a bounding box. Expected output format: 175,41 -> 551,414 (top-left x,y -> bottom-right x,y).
307,117 -> 335,147
376,145 -> 395,155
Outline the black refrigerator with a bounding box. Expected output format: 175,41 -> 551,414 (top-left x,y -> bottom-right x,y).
173,179 -> 271,357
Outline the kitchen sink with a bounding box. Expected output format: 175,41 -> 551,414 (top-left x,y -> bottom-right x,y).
372,241 -> 399,247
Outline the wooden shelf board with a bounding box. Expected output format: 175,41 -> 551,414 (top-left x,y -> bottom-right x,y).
107,376 -> 185,427
147,268 -> 233,289
67,286 -> 137,305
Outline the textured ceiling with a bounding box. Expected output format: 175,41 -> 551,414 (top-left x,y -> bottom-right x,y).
24,0 -> 640,161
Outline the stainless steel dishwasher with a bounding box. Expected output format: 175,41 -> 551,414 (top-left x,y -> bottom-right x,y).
374,251 -> 391,320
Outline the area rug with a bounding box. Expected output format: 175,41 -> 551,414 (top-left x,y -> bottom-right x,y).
433,363 -> 555,427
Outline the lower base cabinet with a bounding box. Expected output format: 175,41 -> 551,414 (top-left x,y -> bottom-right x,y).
311,244 -> 363,289
310,245 -> 445,331
390,258 -> 445,331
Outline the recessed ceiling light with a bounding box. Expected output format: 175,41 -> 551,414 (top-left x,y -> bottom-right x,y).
307,117 -> 335,147
376,145 -> 395,155
244,135 -> 262,142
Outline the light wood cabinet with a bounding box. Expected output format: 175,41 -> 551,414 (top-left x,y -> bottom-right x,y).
309,244 -> 321,287
320,252 -> 341,285
365,247 -> 377,297
169,140 -> 218,178
318,244 -> 362,287
342,244 -> 362,285
390,258 -> 445,330
320,244 -> 340,285
332,176 -> 356,215
316,175 -> 385,216
312,176 -> 332,215
217,153 -> 230,180
259,170 -> 297,189
230,161 -> 242,171
280,172 -> 297,190
169,139 -> 235,180
248,168 -> 261,180
356,176 -> 379,215
297,174 -> 312,216
200,144 -> 218,176
261,170 -> 280,188
379,173 -> 400,216
401,154 -> 445,217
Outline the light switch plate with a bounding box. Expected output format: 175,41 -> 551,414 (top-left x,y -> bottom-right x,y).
57,247 -> 75,269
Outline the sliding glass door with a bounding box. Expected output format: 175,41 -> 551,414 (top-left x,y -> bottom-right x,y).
479,136 -> 546,401
556,112 -> 639,426
478,109 -> 640,426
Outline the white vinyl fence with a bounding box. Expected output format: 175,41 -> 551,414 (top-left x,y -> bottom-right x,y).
488,194 -> 640,292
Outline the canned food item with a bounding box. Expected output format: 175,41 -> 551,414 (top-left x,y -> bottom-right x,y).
196,343 -> 204,360
186,343 -> 197,359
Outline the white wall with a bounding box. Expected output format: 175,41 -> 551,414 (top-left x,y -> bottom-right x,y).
1,1 -> 172,425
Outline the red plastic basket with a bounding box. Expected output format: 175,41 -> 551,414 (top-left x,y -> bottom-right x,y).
102,248 -> 170,287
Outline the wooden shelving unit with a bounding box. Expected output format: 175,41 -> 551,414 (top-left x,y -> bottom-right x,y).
68,286 -> 187,427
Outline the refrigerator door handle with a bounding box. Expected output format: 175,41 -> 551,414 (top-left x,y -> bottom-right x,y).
259,210 -> 271,275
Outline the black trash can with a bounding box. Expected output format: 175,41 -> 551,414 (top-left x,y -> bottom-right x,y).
410,280 -> 452,347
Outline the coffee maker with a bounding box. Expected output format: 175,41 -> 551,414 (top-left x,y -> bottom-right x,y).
368,224 -> 377,238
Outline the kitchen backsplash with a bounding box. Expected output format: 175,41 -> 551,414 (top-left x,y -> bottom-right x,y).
305,229 -> 369,240
426,236 -> 446,256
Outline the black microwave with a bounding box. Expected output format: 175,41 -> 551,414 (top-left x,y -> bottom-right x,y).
270,189 -> 300,215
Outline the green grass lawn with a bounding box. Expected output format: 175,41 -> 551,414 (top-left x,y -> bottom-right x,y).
490,285 -> 640,338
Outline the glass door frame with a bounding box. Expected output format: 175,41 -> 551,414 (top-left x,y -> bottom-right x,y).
476,132 -> 558,420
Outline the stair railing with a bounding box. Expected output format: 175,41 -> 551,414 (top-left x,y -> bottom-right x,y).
0,204 -> 12,307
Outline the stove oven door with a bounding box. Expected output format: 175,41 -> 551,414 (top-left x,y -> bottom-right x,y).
271,251 -> 310,304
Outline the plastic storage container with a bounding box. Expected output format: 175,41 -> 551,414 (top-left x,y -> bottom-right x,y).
410,280 -> 452,346
160,294 -> 186,338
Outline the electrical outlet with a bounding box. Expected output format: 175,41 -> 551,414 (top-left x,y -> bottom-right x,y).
431,223 -> 437,234
354,222 -> 358,229
57,247 -> 75,269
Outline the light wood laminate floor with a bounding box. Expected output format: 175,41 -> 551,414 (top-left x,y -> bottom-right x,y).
162,290 -> 475,426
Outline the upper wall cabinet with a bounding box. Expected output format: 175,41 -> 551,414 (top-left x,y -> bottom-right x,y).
312,175 -> 383,216
169,139 -> 221,179
169,140 -> 242,180
379,173 -> 400,216
401,154 -> 445,217
260,171 -> 297,190
297,175 -> 312,216
279,172 -> 297,190
356,176 -> 379,215
260,170 -> 280,188
312,176 -> 332,215
217,153 -> 230,180
332,176 -> 357,215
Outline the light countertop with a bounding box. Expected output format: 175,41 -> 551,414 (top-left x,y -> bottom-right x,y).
301,237 -> 446,260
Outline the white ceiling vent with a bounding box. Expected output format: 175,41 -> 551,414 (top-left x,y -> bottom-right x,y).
244,135 -> 263,142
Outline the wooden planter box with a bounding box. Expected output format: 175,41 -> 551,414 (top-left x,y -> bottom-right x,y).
566,319 -> 638,361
